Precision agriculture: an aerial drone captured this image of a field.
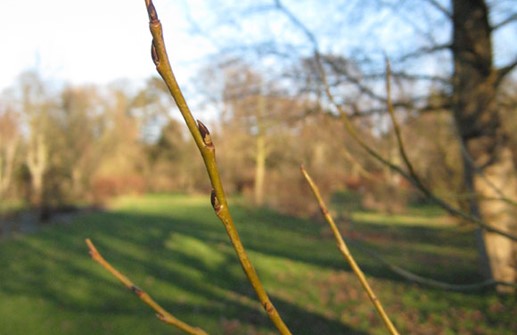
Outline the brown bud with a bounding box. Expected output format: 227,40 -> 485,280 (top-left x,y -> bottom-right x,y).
146,0 -> 159,23
197,120 -> 213,148
263,301 -> 274,314
130,285 -> 144,297
151,42 -> 159,65
210,189 -> 221,212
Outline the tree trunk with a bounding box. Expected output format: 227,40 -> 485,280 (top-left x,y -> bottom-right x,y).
26,134 -> 47,207
452,0 -> 517,292
254,94 -> 267,206
254,133 -> 267,206
0,139 -> 17,196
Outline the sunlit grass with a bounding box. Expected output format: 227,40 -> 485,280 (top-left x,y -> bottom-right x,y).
0,194 -> 515,334
0,198 -> 26,215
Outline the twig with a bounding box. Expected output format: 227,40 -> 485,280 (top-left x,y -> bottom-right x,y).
144,1 -> 292,334
385,58 -> 419,183
301,166 -> 400,335
458,141 -> 517,207
346,239 -> 517,292
85,239 -> 208,335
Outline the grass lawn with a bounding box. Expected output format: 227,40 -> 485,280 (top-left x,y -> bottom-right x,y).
0,194 -> 515,334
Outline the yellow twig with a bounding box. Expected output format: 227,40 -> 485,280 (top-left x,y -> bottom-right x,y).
143,1 -> 292,334
300,166 -> 400,335
85,239 -> 208,335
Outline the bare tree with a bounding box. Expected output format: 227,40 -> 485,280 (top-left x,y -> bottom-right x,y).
16,71 -> 55,208
450,0 -> 517,292
0,109 -> 19,197
190,0 -> 517,291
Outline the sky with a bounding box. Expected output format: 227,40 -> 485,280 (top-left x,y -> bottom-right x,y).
0,0 -> 214,93
0,0 -> 441,92
1,0 -> 515,96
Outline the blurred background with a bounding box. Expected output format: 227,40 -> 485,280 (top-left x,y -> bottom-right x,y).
1,0 -> 516,218
1,0 -> 517,334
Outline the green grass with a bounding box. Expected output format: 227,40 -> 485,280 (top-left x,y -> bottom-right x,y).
0,199 -> 26,215
0,194 -> 515,334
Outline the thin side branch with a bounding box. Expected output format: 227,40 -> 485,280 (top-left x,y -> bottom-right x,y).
458,142 -> 517,208
385,59 -> 419,183
301,166 -> 400,335
85,239 -> 208,335
425,0 -> 452,18
397,43 -> 451,62
348,239 -> 517,291
495,56 -> 517,86
144,1 -> 292,334
491,13 -> 517,31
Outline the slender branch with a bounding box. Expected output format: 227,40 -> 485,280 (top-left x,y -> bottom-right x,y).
273,0 -> 319,51
425,0 -> 452,18
495,56 -> 517,86
144,1 -> 292,334
348,239 -> 517,292
491,12 -> 517,32
301,166 -> 400,335
385,59 -> 419,182
397,43 -> 451,62
85,239 -> 208,335
458,141 -> 517,208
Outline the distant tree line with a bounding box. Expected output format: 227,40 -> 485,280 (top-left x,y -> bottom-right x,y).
4,62 -> 512,221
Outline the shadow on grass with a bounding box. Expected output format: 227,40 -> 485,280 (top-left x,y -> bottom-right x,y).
2,194 -> 515,334
229,203 -> 485,287
0,199 -> 368,334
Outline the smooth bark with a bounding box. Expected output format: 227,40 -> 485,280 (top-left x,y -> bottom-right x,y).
452,0 -> 517,292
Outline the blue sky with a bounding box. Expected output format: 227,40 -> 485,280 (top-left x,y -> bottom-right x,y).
1,0 -> 515,95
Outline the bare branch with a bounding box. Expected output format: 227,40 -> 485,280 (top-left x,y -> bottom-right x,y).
273,0 -> 320,53
144,1 -> 292,334
86,239 -> 208,335
390,70 -> 450,85
458,141 -> 517,207
301,166 -> 400,335
491,12 -> 517,31
398,43 -> 451,62
425,0 -> 452,18
348,239 -> 517,292
385,58 -> 432,206
496,56 -> 517,86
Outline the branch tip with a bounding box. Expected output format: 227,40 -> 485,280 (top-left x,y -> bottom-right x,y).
85,238 -> 98,258
145,0 -> 159,23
